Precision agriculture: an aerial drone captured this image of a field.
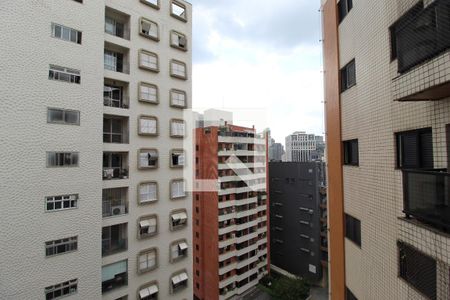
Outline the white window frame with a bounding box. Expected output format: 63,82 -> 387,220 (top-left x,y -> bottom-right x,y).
51,23 -> 81,44
45,236 -> 78,257
170,0 -> 187,22
138,248 -> 157,273
170,240 -> 188,262
48,65 -> 80,84
170,149 -> 185,168
139,82 -> 159,104
139,282 -> 159,300
170,30 -> 188,51
139,216 -> 158,238
46,152 -> 79,167
139,182 -> 158,204
170,271 -> 188,293
44,279 -> 78,300
139,116 -> 158,136
170,60 -> 187,79
47,108 -> 80,125
139,50 -> 159,72
170,89 -> 187,108
170,119 -> 185,137
171,180 -> 186,199
46,194 -> 78,212
138,149 -> 159,169
140,17 -> 159,41
140,0 -> 160,9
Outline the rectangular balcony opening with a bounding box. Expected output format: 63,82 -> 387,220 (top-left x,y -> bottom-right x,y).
104,42 -> 129,74
102,223 -> 127,256
102,260 -> 128,293
103,152 -> 129,180
403,169 -> 449,233
105,7 -> 130,40
104,78 -> 129,109
103,115 -> 129,144
102,187 -> 128,218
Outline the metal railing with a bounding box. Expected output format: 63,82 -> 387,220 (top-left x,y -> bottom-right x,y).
402,169 -> 449,232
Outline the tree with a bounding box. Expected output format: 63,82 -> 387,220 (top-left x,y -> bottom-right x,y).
272,276 -> 310,300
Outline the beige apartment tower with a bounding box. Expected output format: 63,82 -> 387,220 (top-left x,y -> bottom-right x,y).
0,0 -> 192,299
322,0 -> 450,299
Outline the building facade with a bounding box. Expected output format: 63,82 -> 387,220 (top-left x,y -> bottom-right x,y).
322,0 -> 450,299
0,1 -> 192,299
269,162 -> 327,282
193,124 -> 270,300
285,132 -> 325,162
269,141 -> 284,162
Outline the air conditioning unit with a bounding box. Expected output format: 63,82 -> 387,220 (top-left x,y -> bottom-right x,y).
111,205 -> 125,215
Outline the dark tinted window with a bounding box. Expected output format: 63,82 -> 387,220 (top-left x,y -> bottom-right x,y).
343,139 -> 359,166
345,214 -> 361,247
396,128 -> 433,169
340,59 -> 356,92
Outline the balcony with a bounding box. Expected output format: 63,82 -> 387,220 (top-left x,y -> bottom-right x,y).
102,188 -> 128,218
102,223 -> 127,256
105,7 -> 130,41
103,152 -> 128,180
392,0 -> 450,101
104,79 -> 129,110
402,169 -> 449,233
102,260 -> 128,293
104,42 -> 130,76
103,115 -> 129,144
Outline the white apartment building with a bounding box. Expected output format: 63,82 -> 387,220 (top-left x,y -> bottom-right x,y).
0,1 -> 192,299
285,131 -> 325,162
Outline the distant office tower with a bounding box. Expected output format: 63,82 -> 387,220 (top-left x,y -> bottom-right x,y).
285,132 -> 325,162
194,122 -> 270,300
322,0 -> 450,299
269,162 -> 327,283
269,141 -> 284,162
0,1 -> 192,299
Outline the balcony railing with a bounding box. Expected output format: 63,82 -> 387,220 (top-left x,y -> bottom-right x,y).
403,169 -> 449,232
102,167 -> 128,180
396,0 -> 450,73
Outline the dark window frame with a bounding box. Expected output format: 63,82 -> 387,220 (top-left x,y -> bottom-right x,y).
345,287 -> 358,300
395,127 -> 433,169
345,213 -> 361,247
340,59 -> 356,92
343,139 -> 359,166
338,0 -> 353,23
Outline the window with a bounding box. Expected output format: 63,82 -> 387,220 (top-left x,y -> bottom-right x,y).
396,128 -> 433,169
71,0 -> 82,2
140,0 -> 159,9
345,213 -> 361,247
105,16 -> 124,38
139,215 -> 158,238
138,149 -> 158,169
139,116 -> 158,136
138,248 -> 157,273
343,139 -> 359,166
170,60 -> 187,79
171,210 -> 188,230
104,50 -> 123,72
45,236 -> 77,256
139,82 -> 158,104
48,65 -> 80,84
140,18 -> 159,41
47,108 -> 80,125
138,282 -> 159,300
338,0 -> 353,23
170,240 -> 188,262
102,260 -> 128,293
340,59 -> 356,92
47,152 -> 79,167
45,279 -> 77,300
103,117 -> 126,143
104,85 -> 124,108
171,271 -> 188,293
170,119 -> 185,137
170,30 -> 187,51
139,50 -> 159,72
102,223 -> 127,256
139,182 -> 158,204
46,194 -> 78,211
170,149 -> 185,168
52,23 -> 81,44
398,241 -> 436,300
346,287 -> 358,300
171,180 -> 186,199
170,89 -> 187,108
171,0 -> 187,22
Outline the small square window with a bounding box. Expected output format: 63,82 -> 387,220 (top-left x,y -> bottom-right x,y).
171,179 -> 186,199
170,149 -> 185,168
138,248 -> 157,273
170,239 -> 188,262
170,210 -> 188,230
171,0 -> 187,22
170,119 -> 185,138
139,116 -> 158,136
139,50 -> 159,72
138,149 -> 159,169
140,0 -> 159,9
170,89 -> 187,108
138,215 -> 158,239
170,30 -> 188,51
139,82 -> 159,104
170,60 -> 187,80
139,182 -> 158,204
140,17 -> 159,41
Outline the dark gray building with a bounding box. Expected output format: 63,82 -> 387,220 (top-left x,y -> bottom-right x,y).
269,162 -> 327,282
269,142 -> 284,162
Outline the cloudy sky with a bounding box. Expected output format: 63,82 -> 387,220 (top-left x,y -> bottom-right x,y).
190,0 -> 324,145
